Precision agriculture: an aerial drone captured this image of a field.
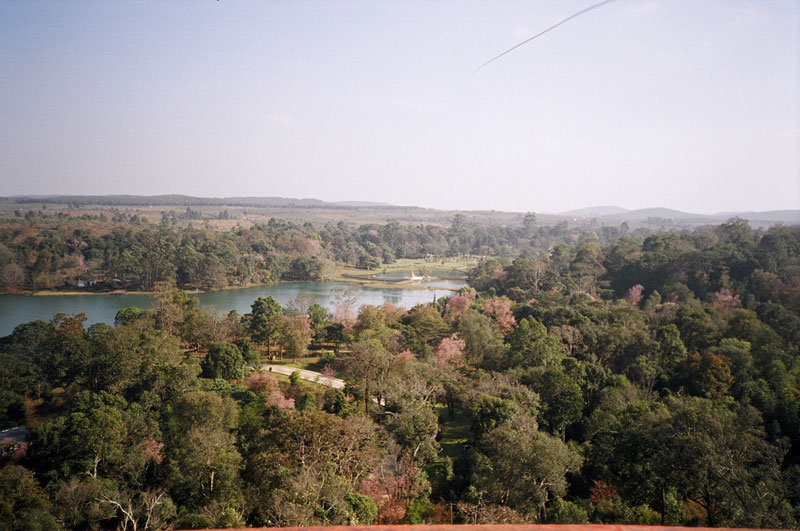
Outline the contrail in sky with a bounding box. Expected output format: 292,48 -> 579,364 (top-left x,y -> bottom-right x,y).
474,0 -> 620,73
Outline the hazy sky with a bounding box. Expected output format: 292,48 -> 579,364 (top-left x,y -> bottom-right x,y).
1,0 -> 798,214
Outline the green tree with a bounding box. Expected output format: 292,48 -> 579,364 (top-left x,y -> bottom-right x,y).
151,282 -> 195,335
505,317 -> 563,370
201,342 -> 245,380
653,324 -> 687,373
166,391 -> 241,509
278,314 -> 313,363
249,296 -> 283,355
344,329 -> 398,414
44,313 -> 91,388
522,212 -> 538,235
0,466 -> 60,531
307,302 -> 330,345
458,309 -> 504,367
469,415 -> 582,521
401,305 -> 450,357
83,323 -> 142,393
114,306 -> 151,326
674,352 -> 733,398
235,337 -> 259,365
529,368 -> 584,440
27,394 -> 128,482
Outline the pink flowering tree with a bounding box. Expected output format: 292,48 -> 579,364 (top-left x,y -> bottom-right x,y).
713,288 -> 741,309
434,334 -> 466,369
141,439 -> 164,465
332,289 -> 357,334
444,289 -> 476,321
482,296 -> 517,334
360,454 -> 422,524
266,390 -> 295,410
625,284 -> 644,307
245,371 -> 279,395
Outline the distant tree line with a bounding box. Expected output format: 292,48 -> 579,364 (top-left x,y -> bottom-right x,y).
0,211 -> 635,292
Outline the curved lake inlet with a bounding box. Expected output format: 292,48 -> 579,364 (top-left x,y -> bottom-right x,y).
0,280 -> 466,336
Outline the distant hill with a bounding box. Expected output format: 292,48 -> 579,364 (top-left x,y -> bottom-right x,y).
5,194 -> 395,209
332,200 -> 393,207
561,205 -> 800,227
601,207 -> 709,222
709,210 -> 800,225
226,196 -> 328,207
4,195 -> 798,227
559,206 -> 629,218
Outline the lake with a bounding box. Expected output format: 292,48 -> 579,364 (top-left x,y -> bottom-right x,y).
0,280 -> 466,336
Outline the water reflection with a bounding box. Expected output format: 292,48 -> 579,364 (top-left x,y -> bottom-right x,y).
0,280 -> 465,336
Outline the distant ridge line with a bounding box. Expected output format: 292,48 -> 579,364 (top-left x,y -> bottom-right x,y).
559,206 -> 800,225
3,195 -> 798,225
4,194 -> 396,209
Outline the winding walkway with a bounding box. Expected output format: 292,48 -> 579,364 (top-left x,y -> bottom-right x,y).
259,364 -> 345,390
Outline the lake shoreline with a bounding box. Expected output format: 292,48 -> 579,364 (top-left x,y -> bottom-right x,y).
1,257 -> 473,298
4,276 -> 464,298
0,280 -> 466,336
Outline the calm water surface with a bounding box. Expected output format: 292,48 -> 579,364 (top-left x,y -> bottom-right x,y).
0,280 -> 465,336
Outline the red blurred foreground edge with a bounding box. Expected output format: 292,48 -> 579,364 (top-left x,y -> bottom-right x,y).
177,525 -> 778,531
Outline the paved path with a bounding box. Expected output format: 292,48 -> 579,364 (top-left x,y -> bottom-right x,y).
259,364 -> 345,390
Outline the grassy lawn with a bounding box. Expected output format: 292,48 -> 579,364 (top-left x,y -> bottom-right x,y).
436,404 -> 471,461
371,257 -> 476,275
263,358 -> 315,370
426,404 -> 471,503
268,372 -> 292,384
333,257 -> 476,287
259,352 -> 340,373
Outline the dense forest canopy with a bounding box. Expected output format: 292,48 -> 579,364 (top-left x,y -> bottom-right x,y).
1,211 -> 799,530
